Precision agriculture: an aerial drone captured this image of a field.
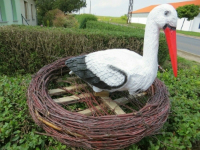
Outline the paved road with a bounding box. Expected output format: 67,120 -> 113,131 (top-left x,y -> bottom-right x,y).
177,34 -> 200,56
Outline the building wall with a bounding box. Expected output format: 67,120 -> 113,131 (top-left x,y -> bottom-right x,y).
20,0 -> 37,26
190,13 -> 200,32
131,13 -> 200,33
177,18 -> 191,31
0,0 -> 36,26
131,17 -> 147,24
0,0 -> 22,26
131,13 -> 148,24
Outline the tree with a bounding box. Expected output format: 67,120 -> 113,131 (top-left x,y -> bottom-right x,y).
176,4 -> 200,30
36,0 -> 86,25
54,0 -> 86,13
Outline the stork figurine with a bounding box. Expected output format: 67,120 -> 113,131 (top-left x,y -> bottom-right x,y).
65,4 -> 178,95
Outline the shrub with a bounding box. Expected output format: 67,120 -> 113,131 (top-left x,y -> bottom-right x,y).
43,9 -> 63,27
120,14 -> 127,21
52,13 -> 66,27
62,15 -> 79,28
75,14 -> 97,29
52,13 -> 78,28
0,25 -> 140,74
0,25 -> 168,75
86,20 -> 143,34
0,74 -> 69,149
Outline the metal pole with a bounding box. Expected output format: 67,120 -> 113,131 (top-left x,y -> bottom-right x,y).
21,14 -> 23,25
89,0 -> 91,14
127,0 -> 134,24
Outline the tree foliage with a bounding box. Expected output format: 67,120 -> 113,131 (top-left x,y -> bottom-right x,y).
36,0 -> 86,25
54,0 -> 86,13
176,4 -> 200,21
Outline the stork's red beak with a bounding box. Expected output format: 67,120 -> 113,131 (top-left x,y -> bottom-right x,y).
163,24 -> 177,77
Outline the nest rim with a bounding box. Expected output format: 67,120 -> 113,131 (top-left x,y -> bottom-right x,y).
27,56 -> 170,150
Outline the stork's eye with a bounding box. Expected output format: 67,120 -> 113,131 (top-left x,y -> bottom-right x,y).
164,11 -> 170,16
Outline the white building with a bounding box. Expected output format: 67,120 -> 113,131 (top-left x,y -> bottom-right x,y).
131,0 -> 200,32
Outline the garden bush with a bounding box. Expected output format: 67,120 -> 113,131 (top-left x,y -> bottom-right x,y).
86,20 -> 139,33
42,9 -> 78,28
43,9 -> 63,27
0,25 -> 168,75
75,14 -> 97,29
120,14 -> 127,21
62,15 -> 79,28
0,74 -> 69,150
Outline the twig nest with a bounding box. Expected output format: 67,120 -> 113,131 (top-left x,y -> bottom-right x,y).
27,57 -> 170,150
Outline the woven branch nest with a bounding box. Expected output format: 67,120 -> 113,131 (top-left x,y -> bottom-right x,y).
27,56 -> 170,150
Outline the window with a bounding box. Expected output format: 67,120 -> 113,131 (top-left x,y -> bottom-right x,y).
31,4 -> 34,20
11,0 -> 17,21
0,0 -> 6,22
199,23 -> 200,29
24,1 -> 28,19
0,7 -> 2,21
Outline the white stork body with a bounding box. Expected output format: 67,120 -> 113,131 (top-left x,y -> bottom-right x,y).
84,49 -> 157,94
66,4 -> 178,95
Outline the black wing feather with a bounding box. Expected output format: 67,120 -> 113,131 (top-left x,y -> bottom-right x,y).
65,55 -> 127,90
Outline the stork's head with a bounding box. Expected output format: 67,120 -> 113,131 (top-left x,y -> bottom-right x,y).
150,4 -> 178,77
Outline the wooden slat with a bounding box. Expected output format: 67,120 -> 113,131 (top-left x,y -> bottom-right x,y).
101,97 -> 126,115
53,93 -> 91,104
49,84 -> 87,96
129,92 -> 147,99
56,77 -> 80,83
114,92 -> 147,104
78,106 -> 101,116
94,91 -> 109,97
114,97 -> 129,104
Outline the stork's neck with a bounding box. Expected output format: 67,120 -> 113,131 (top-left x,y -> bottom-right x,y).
143,19 -> 160,67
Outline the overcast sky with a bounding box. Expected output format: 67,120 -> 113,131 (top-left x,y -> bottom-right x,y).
79,0 -> 190,17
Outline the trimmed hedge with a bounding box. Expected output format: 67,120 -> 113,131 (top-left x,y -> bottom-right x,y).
86,20 -> 141,33
75,14 -> 97,29
0,24 -> 168,75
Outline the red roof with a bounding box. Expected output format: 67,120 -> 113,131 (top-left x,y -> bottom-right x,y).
131,0 -> 200,14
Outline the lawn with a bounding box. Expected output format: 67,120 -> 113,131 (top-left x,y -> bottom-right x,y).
97,16 -> 127,24
176,30 -> 200,37
97,16 -> 200,37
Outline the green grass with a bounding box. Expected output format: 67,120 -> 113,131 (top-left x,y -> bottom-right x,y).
128,23 -> 146,29
97,16 -> 200,37
177,30 -> 200,37
97,16 -> 127,24
97,16 -> 145,29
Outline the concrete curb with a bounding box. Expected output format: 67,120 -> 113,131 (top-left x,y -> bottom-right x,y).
176,33 -> 200,40
178,49 -> 200,63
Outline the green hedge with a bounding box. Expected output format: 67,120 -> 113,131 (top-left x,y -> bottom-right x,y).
75,14 -> 97,29
86,20 -> 142,33
0,24 -> 168,75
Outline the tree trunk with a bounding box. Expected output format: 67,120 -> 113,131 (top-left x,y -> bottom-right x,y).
181,18 -> 185,30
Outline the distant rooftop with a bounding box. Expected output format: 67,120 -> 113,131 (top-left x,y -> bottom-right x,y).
131,0 -> 200,14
